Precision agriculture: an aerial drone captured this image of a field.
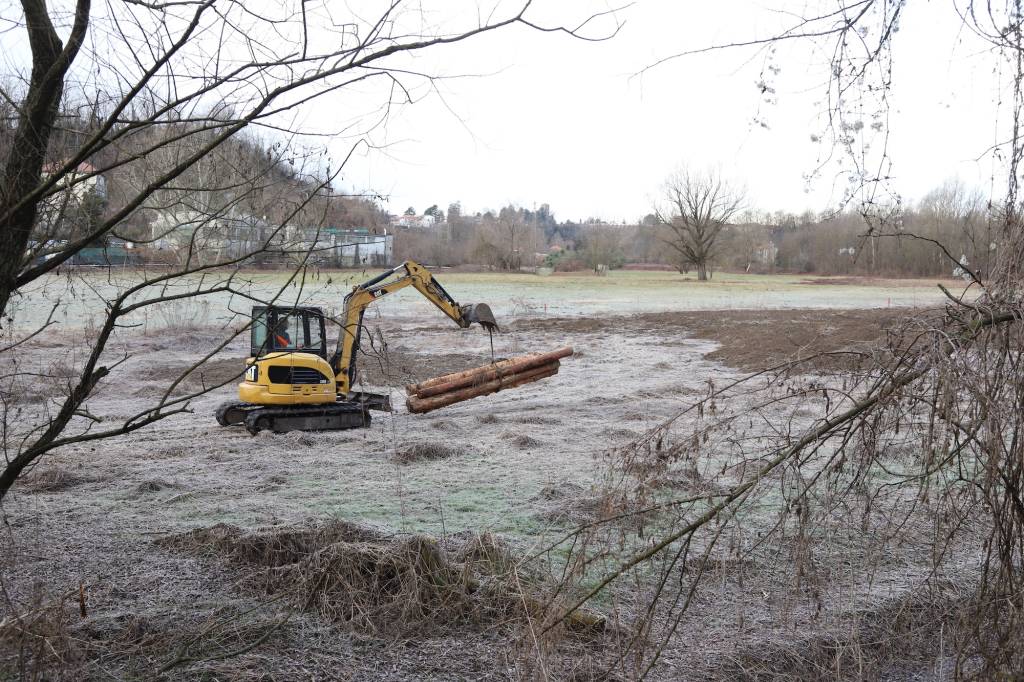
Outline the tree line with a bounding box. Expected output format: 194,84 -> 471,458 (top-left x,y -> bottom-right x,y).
395,175 -> 990,279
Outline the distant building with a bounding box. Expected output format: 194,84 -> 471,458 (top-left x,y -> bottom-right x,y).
144,211 -> 393,267
41,161 -> 107,202
754,241 -> 779,265
953,254 -> 971,281
321,227 -> 393,267
280,225 -> 392,267
35,162 -> 108,239
389,213 -> 436,229
147,210 -> 272,264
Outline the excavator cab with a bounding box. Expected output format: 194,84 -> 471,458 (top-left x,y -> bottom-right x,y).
251,306 -> 327,358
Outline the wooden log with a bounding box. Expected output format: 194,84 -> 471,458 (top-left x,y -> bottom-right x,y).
405,346 -> 574,397
413,353 -> 560,399
406,362 -> 559,414
406,362 -> 558,414
406,347 -> 572,397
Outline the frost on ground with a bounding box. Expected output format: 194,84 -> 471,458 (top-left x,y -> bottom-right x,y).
0,306 -> 977,680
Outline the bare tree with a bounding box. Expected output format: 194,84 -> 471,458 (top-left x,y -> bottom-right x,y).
655,167 -> 744,280
580,226 -> 624,272
472,205 -> 544,271
0,0 -> 615,500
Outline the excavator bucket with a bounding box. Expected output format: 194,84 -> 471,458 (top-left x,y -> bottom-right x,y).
461,303 -> 499,331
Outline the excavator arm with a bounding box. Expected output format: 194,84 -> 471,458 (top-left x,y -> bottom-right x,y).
332,260 -> 497,396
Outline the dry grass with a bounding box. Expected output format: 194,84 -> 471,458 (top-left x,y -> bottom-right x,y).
20,467 -> 98,493
155,521 -> 581,639
708,580 -> 970,681
156,520 -> 386,566
532,482 -> 646,527
128,479 -> 179,498
0,590 -> 83,680
393,442 -> 467,465
504,433 -> 543,448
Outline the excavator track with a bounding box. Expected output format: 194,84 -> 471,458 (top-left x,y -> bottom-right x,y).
216,401 -> 258,426
244,403 -> 370,435
216,400 -> 370,435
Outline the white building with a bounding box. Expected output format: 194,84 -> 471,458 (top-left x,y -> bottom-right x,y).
324,227 -> 393,267
389,213 -> 436,229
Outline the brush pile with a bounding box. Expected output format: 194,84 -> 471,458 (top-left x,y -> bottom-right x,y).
157,521 -> 605,636
405,346 -> 573,414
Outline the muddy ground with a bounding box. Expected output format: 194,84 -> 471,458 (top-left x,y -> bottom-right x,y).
0,307 -> 966,680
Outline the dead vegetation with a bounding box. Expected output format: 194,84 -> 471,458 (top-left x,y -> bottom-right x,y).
155,521 -> 599,639
2,300 -> 1010,679
533,482 -> 647,528
0,582 -> 312,681
0,588 -> 87,680
129,479 -> 179,498
394,442 -> 467,464
20,467 -> 99,493
505,433 -> 543,448
708,580 -> 971,681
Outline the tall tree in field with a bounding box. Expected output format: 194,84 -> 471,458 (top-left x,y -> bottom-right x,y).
655,167 -> 744,280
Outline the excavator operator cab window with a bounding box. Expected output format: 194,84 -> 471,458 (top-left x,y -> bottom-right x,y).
250,307 -> 327,359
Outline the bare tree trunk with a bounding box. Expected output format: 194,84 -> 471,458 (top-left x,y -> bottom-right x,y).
0,0 -> 91,319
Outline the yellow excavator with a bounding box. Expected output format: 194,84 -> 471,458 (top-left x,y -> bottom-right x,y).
216,260 -> 497,434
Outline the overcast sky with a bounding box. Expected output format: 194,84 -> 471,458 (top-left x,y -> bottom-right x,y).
1,0 -> 1007,224
320,1 -> 1006,223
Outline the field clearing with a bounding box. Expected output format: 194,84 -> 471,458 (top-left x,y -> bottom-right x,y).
0,272 -> 975,680
3,268 -> 958,334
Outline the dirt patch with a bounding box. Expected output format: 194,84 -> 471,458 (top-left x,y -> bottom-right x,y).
533,482 -> 586,501
138,356 -> 244,391
674,309 -> 914,372
517,308 -> 919,372
798,276 -> 937,287
394,442 -> 467,465
799,276 -> 884,286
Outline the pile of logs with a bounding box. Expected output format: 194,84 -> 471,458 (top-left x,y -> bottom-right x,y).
405,346 -> 574,414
